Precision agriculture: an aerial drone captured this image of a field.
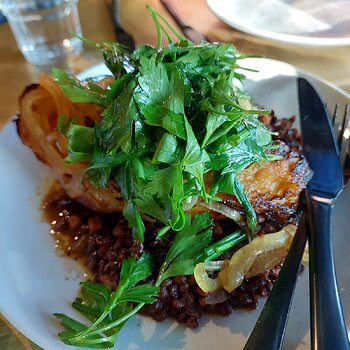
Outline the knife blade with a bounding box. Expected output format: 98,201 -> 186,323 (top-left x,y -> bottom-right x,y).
298,77 -> 349,350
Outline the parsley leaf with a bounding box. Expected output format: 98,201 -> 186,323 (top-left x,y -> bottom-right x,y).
55,254 -> 158,348
64,124 -> 94,163
52,68 -> 109,108
115,161 -> 145,241
156,212 -> 213,284
97,79 -> 138,153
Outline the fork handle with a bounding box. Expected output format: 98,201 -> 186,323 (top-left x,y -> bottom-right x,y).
307,193 -> 349,350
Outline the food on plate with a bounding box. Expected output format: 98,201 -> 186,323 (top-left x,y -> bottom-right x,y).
17,7 -> 311,349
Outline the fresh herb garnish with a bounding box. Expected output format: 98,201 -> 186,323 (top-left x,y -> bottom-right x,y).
156,212 -> 213,284
55,254 -> 158,348
53,6 -> 276,240
53,5 -> 281,348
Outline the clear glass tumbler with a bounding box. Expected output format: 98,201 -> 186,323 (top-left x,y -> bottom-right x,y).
0,0 -> 83,66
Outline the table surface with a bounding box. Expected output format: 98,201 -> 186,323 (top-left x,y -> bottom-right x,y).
1,0 -> 350,349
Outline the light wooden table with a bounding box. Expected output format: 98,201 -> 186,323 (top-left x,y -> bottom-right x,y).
0,0 -> 350,349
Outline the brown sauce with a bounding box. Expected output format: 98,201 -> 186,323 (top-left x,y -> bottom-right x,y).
41,183 -> 129,270
42,183 -> 87,263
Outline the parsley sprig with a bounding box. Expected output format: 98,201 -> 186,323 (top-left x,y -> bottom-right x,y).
55,254 -> 158,348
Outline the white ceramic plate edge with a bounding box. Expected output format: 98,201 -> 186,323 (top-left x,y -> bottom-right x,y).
207,0 -> 350,47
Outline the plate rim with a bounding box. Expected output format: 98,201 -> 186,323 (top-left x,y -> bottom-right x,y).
207,0 -> 350,47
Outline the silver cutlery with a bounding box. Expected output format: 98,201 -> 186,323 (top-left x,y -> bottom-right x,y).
332,103 -> 350,169
243,204 -> 308,350
244,77 -> 350,350
299,78 -> 349,350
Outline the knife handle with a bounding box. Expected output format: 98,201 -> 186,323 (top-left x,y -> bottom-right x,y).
243,213 -> 307,350
307,194 -> 349,350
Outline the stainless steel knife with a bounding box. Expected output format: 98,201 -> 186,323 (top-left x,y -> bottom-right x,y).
298,77 -> 349,350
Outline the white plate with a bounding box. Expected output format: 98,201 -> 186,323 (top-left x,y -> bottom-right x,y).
207,0 -> 350,47
0,59 -> 350,350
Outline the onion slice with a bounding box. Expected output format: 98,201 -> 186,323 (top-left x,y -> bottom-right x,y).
197,201 -> 242,223
219,224 -> 296,292
193,261 -> 224,293
194,224 -> 297,293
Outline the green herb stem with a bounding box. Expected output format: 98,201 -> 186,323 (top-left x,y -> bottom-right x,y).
146,5 -> 188,45
70,302 -> 145,340
202,230 -> 246,261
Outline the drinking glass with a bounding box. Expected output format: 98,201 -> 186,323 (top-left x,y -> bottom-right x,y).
0,0 -> 83,66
